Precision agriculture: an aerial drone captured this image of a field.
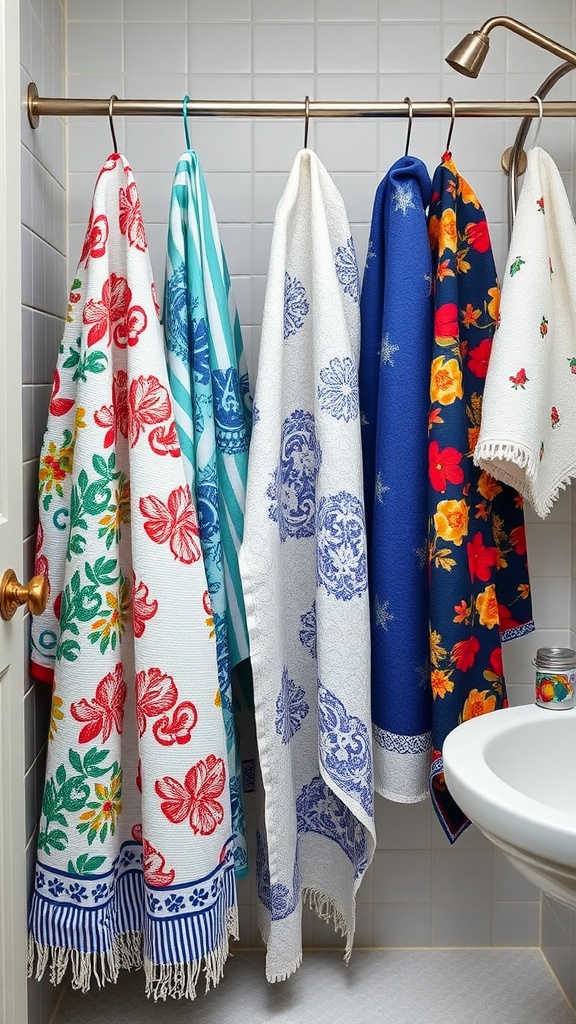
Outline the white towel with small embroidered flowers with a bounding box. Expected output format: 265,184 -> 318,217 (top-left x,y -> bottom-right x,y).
475,146 -> 576,517
239,149 -> 376,984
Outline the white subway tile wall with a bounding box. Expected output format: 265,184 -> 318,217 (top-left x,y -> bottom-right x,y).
20,1 -> 66,1022
19,0 -> 576,1008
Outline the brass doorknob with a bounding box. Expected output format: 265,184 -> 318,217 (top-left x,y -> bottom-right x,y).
0,569 -> 50,621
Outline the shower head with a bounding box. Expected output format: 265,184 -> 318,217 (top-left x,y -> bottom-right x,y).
445,16 -> 576,79
445,30 -> 490,78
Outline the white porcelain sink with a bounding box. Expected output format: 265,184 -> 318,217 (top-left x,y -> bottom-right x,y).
443,704 -> 576,909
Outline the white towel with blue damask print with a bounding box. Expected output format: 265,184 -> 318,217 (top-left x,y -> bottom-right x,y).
240,149 -> 376,983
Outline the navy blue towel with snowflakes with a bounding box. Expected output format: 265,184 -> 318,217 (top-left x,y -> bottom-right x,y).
359,155 -> 433,803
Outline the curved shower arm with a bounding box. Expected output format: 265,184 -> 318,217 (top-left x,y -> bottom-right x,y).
504,61 -> 576,235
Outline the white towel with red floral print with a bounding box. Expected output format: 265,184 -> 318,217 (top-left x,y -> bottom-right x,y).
475,146 -> 576,517
28,153 -> 237,1001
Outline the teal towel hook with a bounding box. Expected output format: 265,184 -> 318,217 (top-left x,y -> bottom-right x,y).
182,94 -> 191,150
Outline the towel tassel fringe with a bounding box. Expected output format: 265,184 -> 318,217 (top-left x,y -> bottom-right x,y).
28,907 -> 239,1001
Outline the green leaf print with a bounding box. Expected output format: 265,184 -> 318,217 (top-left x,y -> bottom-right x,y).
67,454 -> 122,561
67,853 -> 106,875
38,749 -> 118,858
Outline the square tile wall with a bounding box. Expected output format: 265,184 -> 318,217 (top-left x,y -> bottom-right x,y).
59,0 -> 576,965
20,0 -> 66,1022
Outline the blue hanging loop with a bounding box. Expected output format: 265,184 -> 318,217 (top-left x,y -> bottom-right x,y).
182,94 -> 191,150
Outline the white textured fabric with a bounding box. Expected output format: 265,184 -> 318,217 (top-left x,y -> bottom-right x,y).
28,155 -> 237,1000
240,150 -> 376,983
475,147 -> 576,517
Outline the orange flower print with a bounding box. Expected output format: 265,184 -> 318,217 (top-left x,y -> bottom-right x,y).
461,688 -> 497,721
430,356 -> 463,406
461,304 -> 481,327
475,584 -> 499,629
429,629 -> 447,668
433,498 -> 469,547
431,669 -> 455,699
468,426 -> 480,455
453,600 -> 471,624
477,471 -> 502,502
439,207 -> 457,253
518,583 -> 530,600
487,287 -> 500,325
437,258 -> 454,282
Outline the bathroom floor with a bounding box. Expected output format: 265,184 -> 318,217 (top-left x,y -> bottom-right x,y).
53,949 -> 575,1024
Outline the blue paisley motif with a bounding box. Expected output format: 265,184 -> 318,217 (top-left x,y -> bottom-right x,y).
212,367 -> 249,454
192,316 -> 210,385
275,666 -> 309,743
196,464 -> 222,575
165,262 -> 189,361
267,410 -> 322,541
229,773 -> 248,875
284,272 -> 309,339
317,683 -> 373,817
299,601 -> 317,659
256,830 -> 300,920
334,237 -> 359,303
316,491 -> 368,599
296,776 -> 368,878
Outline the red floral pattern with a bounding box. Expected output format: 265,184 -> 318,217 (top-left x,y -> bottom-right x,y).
153,702 -> 198,746
139,485 -> 201,564
80,208 -> 109,267
128,375 -> 171,447
428,440 -> 464,492
427,154 -> 533,843
70,663 -> 127,743
131,824 -> 175,887
135,667 -> 177,737
49,370 -> 75,417
132,574 -> 159,638
119,182 -> 147,251
155,755 -> 226,835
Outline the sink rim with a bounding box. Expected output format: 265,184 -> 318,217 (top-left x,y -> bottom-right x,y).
443,704 -> 576,870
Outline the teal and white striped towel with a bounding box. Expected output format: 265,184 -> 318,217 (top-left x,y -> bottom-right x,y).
164,150 -> 252,876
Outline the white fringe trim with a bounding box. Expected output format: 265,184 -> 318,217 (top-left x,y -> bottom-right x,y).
475,440 -> 575,518
302,887 -> 353,961
28,907 -> 240,1001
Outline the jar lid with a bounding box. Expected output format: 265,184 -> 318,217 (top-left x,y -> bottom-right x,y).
535,647 -> 576,669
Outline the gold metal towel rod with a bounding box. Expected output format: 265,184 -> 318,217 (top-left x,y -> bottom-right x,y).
25,84 -> 576,128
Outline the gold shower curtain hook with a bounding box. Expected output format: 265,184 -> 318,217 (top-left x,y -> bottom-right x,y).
108,94 -> 119,153
445,96 -> 456,154
303,95 -> 310,149
404,96 -> 413,156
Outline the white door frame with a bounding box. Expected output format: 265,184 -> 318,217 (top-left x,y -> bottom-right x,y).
0,0 -> 28,1020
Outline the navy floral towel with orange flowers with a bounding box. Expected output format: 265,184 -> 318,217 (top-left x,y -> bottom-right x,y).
359,155 -> 433,804
427,154 -> 534,842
